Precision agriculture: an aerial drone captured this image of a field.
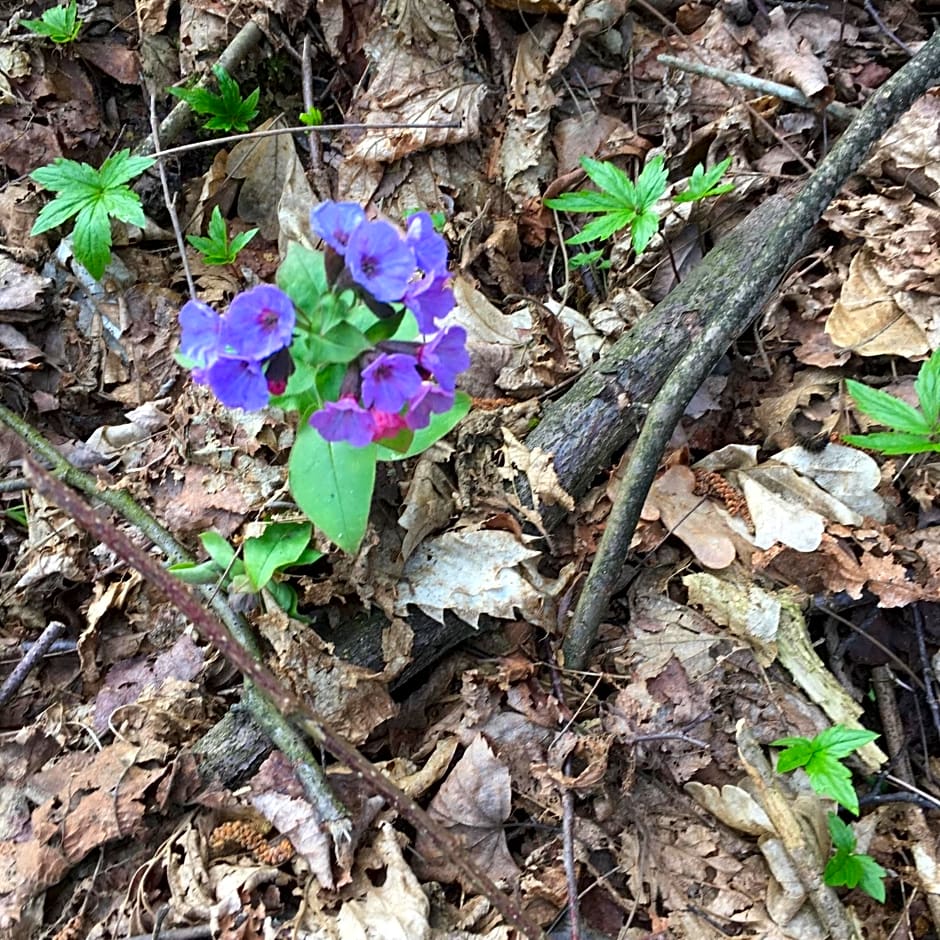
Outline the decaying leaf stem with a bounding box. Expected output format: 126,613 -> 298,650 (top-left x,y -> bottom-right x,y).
23,456 -> 545,940
562,26 -> 940,671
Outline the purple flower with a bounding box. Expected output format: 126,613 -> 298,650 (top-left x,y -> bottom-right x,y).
179,300 -> 222,367
205,357 -> 271,411
310,397 -> 376,447
222,285 -> 296,361
406,212 -> 448,277
345,220 -> 415,302
361,353 -> 422,412
406,383 -> 455,430
405,274 -> 455,332
310,202 -> 366,254
418,326 -> 469,391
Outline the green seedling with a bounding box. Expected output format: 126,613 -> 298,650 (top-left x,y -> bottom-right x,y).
544,154 -> 734,263
844,348 -> 940,454
299,106 -> 324,126
21,0 -> 82,43
30,149 -> 156,280
169,524 -> 322,617
824,813 -> 887,902
771,724 -> 879,816
168,64 -> 259,133
187,205 -> 258,266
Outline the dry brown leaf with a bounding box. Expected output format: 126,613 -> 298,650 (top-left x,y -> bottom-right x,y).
642,466 -> 737,569
416,735 -> 519,886
825,249 -> 930,356
500,427 -> 575,511
756,7 -> 831,101
398,454 -> 456,560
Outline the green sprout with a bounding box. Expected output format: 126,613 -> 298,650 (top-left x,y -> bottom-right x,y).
186,206 -> 258,266
168,64 -> 259,133
21,0 -> 82,43
30,149 -> 156,280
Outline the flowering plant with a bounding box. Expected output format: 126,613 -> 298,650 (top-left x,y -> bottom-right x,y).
177,202 -> 471,552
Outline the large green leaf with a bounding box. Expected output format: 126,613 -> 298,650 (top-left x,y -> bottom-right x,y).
915,349 -> 940,426
289,418 -> 376,553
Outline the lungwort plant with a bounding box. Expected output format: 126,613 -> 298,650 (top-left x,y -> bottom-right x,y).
177,201 -> 470,553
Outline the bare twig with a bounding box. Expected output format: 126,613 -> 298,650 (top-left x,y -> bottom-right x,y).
301,34 -> 331,201
657,54 -> 858,123
0,620 -> 65,707
561,27 -> 940,671
863,0 -> 914,56
21,457 -> 545,940
143,120 -> 460,162
149,94 -> 196,301
913,605 -> 940,739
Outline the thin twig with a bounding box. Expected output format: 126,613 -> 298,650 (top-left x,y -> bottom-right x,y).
144,121 -> 461,162
0,620 -> 65,707
913,605 -> 940,739
301,34 -> 331,201
863,0 -> 914,56
149,93 -> 196,301
657,54 -> 858,123
561,27 -> 940,671
21,457 -> 545,940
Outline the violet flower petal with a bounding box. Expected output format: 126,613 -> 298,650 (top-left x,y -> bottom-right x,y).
222,285 -> 296,361
360,353 -> 422,412
345,220 -> 415,302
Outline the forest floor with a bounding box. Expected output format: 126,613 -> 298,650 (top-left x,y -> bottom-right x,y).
2,0 -> 940,938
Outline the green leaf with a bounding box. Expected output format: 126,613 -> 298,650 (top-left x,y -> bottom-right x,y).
29,151 -> 153,279
277,244 -> 329,316
580,156 -> 637,207
168,559 -> 227,585
243,521 -> 313,592
568,249 -> 605,269
307,322 -> 371,364
845,379 -> 932,434
630,209 -> 661,256
814,726 -> 880,760
806,752 -> 859,814
200,531 -> 237,570
72,200 -> 113,280
843,431 -> 940,455
186,205 -> 257,265
826,813 -> 857,853
565,209 -> 636,245
228,227 -> 258,256
915,348 -> 940,426
824,814 -> 887,903
289,418 -> 377,553
544,190 -> 632,214
674,157 -> 735,203
633,155 -> 668,212
771,736 -> 815,773
167,65 -> 259,132
96,150 -> 156,188
377,391 -> 472,461
300,106 -> 324,126
21,0 -> 81,42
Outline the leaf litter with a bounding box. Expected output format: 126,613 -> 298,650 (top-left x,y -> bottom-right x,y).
1,0 -> 940,937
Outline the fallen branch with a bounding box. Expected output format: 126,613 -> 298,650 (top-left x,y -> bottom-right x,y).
561,26 -> 940,670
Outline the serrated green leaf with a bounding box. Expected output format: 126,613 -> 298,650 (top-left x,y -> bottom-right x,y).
845,379 -> 932,434
228,228 -> 257,255
167,84 -> 217,112
565,210 -> 635,245
289,419 -> 376,553
915,349 -> 940,426
30,190 -> 90,234
544,190 -> 631,214
633,155 -> 668,212
96,150 -> 156,188
805,751 -> 859,814
99,185 -> 147,227
580,156 -> 637,207
772,737 -> 815,773
827,812 -> 857,853
72,200 -> 112,279
630,209 -> 661,255
207,205 -> 227,243
31,158 -> 100,192
815,725 -> 880,759
568,249 -> 605,269
21,0 -> 81,42
243,522 -> 313,592
675,157 -> 735,203
843,431 -> 940,454
854,855 -> 888,902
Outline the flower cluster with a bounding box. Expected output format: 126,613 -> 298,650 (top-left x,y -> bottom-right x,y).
307,203 -> 468,446
178,201 -> 469,449
179,285 -> 296,411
